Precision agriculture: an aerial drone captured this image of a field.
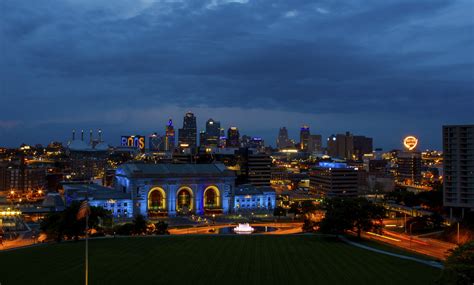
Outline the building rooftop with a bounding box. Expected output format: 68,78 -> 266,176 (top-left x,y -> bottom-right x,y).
64,183 -> 131,201
116,163 -> 235,178
235,184 -> 275,196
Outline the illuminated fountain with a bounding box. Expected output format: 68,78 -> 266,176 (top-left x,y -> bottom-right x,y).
233,223 -> 254,234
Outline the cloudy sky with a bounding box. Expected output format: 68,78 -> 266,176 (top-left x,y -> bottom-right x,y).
1,0 -> 473,149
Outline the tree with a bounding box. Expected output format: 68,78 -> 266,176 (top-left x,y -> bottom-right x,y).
438,241 -> 474,284
154,221 -> 169,235
132,214 -> 148,235
319,197 -> 385,238
273,206 -> 287,218
40,201 -> 111,241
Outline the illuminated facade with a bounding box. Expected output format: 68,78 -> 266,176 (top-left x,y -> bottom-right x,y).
233,184 -> 276,212
115,163 -> 235,217
63,183 -> 133,218
309,162 -> 359,197
165,119 -> 175,152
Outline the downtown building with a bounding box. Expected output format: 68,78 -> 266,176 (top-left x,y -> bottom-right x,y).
327,132 -> 354,160
396,151 -> 422,185
178,112 -> 197,149
236,148 -> 272,187
203,118 -> 221,147
300,125 -> 310,151
276,127 -> 292,149
308,134 -> 322,153
164,119 -> 176,152
226,127 -> 240,148
353,135 -> 373,160
443,125 -> 474,214
309,162 -> 359,197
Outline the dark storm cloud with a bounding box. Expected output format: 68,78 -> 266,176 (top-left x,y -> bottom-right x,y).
0,0 -> 473,148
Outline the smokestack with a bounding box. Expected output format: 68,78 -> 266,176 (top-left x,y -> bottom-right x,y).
90,129 -> 93,144
98,129 -> 102,142
81,130 -> 84,141
72,129 -> 75,141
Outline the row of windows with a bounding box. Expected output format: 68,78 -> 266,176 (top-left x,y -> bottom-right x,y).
235,197 -> 272,203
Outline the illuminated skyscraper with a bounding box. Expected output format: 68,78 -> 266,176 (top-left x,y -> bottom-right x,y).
300,125 -> 310,151
178,112 -> 197,148
204,118 -> 221,147
226,127 -> 240,148
164,119 -> 175,152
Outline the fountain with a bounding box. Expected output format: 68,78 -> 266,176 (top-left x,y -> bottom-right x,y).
233,223 -> 255,234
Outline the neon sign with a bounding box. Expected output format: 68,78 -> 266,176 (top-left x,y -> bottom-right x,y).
121,135 -> 145,150
403,136 -> 418,151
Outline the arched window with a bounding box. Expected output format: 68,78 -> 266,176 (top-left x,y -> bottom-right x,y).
204,187 -> 220,208
149,189 -> 165,210
177,189 -> 192,211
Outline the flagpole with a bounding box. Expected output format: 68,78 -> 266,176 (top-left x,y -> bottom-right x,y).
85,211 -> 89,285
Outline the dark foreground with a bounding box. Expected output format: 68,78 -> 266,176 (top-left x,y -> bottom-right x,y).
0,235 -> 440,285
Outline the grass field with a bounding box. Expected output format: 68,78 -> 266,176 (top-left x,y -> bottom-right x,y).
0,235 -> 441,285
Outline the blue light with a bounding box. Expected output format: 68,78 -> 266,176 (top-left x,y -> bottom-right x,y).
318,162 -> 348,168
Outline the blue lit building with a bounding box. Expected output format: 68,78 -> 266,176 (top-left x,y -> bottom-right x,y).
309,162 -> 359,197
115,163 -> 235,218
63,183 -> 133,218
233,184 -> 276,212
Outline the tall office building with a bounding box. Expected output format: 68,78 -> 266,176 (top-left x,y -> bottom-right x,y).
327,135 -> 338,157
218,128 -> 226,148
199,131 -> 206,147
204,118 -> 221,147
226,127 -> 240,148
308,134 -> 322,153
277,127 -> 291,149
164,119 -> 175,152
443,125 -> 474,212
396,151 -> 422,185
149,133 -> 163,151
353,136 -> 373,160
178,112 -> 197,149
300,125 -> 310,151
237,148 -> 272,187
309,162 -> 359,197
327,132 -> 354,160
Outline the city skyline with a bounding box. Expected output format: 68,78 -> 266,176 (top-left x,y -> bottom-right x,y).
0,109 -> 463,150
1,1 -> 473,149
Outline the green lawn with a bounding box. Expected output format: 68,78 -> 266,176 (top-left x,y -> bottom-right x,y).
0,235 -> 441,285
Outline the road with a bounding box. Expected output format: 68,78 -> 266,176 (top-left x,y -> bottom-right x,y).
169,222 -> 303,235
359,229 -> 456,260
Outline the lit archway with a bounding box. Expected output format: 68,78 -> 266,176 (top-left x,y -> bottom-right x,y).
203,186 -> 220,208
148,187 -> 166,211
176,187 -> 193,212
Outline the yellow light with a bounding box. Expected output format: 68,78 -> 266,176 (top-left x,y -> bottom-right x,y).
403,136 -> 418,151
366,231 -> 401,242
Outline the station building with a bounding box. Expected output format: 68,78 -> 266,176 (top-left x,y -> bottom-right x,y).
114,163 -> 235,217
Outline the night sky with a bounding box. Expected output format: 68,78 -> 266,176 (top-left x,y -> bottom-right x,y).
1,0 -> 473,149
